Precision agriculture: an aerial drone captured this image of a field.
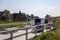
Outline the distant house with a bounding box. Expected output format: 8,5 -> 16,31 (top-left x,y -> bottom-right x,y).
0,9 -> 10,21
13,11 -> 27,21
13,13 -> 19,21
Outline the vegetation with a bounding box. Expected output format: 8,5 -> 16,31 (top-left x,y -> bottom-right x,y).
29,16 -> 60,40
29,32 -> 54,40
0,20 -> 27,24
0,23 -> 26,30
0,20 -> 27,30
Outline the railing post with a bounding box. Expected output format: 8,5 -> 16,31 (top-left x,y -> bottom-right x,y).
35,27 -> 37,40
10,31 -> 13,40
26,29 -> 28,40
53,21 -> 56,32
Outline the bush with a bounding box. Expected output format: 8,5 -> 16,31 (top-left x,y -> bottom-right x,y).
29,32 -> 54,40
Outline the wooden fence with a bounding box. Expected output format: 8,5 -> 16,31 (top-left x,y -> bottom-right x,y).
0,23 -> 55,40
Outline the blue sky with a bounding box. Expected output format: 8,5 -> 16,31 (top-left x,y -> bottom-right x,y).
0,0 -> 60,18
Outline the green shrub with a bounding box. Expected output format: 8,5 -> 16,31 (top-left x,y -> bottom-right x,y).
29,32 -> 54,40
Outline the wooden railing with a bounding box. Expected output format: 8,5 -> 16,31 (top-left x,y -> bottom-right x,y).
0,23 -> 55,40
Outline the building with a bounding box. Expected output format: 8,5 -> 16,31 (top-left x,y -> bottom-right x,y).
29,18 -> 48,25
13,11 -> 27,21
0,9 -> 10,21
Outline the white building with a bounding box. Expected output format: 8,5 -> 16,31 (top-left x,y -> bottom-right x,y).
29,18 -> 46,26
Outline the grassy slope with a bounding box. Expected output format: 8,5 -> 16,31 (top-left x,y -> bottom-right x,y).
29,16 -> 60,40
0,21 -> 27,29
53,16 -> 60,40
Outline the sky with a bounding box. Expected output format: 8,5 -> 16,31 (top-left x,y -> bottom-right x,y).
0,0 -> 60,18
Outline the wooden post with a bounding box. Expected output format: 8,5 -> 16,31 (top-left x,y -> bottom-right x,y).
10,31 -> 13,40
53,21 -> 56,32
26,29 -> 28,40
53,17 -> 56,29
35,27 -> 37,40
54,21 -> 56,29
